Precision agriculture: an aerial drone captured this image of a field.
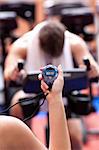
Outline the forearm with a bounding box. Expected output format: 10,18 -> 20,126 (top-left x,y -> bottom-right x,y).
4,54 -> 22,80
86,53 -> 98,66
71,33 -> 97,67
48,94 -> 71,150
5,54 -> 19,68
5,40 -> 26,70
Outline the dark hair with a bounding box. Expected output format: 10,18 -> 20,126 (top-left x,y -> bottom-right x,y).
39,21 -> 66,57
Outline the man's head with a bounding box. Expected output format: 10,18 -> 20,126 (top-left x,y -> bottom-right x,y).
39,20 -> 66,57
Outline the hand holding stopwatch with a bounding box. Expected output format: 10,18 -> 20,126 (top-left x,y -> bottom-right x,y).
42,65 -> 58,90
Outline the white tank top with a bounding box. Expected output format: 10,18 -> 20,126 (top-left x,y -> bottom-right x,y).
25,21 -> 74,72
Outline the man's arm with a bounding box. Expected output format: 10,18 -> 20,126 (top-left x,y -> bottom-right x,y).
4,35 -> 28,81
70,32 -> 99,78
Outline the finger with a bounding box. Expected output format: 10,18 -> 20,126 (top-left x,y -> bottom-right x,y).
41,80 -> 49,89
40,67 -> 44,71
41,85 -> 46,93
41,86 -> 50,97
11,73 -> 18,81
58,64 -> 63,77
38,73 -> 42,80
79,64 -> 86,69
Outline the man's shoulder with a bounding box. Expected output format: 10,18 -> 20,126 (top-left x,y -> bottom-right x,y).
65,30 -> 78,38
18,21 -> 47,37
32,21 -> 48,32
65,30 -> 84,45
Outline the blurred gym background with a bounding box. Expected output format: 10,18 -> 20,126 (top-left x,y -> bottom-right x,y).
0,0 -> 99,149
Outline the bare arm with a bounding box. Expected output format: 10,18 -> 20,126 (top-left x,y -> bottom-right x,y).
40,65 -> 71,150
70,32 -> 99,77
4,35 -> 27,81
48,95 -> 71,150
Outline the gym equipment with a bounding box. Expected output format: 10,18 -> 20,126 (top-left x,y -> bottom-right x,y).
0,3 -> 35,22
22,68 -> 89,95
44,3 -> 94,41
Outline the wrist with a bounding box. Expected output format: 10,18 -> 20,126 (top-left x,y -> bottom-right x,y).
47,93 -> 62,105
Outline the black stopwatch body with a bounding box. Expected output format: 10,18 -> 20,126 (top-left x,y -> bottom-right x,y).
42,65 -> 58,89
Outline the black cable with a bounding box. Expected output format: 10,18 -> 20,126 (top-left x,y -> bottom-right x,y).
22,92 -> 49,122
0,101 -> 22,115
19,92 -> 45,104
0,92 -> 48,116
23,98 -> 46,122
